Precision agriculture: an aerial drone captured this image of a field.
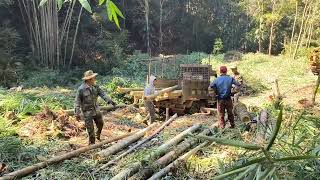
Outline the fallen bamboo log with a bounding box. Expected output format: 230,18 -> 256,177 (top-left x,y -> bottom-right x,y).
148,141 -> 209,180
0,132 -> 136,180
145,85 -> 179,100
130,129 -> 211,179
233,102 -> 251,123
94,114 -> 178,173
110,124 -> 201,180
64,105 -> 127,116
117,87 -> 161,93
94,124 -> 157,161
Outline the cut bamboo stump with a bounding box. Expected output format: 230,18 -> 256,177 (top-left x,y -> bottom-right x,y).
94,114 -> 178,173
148,141 -> 209,180
256,110 -> 269,143
130,129 -> 211,179
94,124 -> 157,161
64,105 -> 127,116
144,85 -> 179,100
110,124 -> 201,180
0,132 -> 136,180
233,102 -> 251,123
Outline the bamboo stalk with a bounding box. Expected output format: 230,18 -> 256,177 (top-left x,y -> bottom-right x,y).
144,85 -> 179,100
94,114 -> 178,172
110,124 -> 201,180
94,124 -> 157,160
0,132 -> 136,180
68,7 -> 83,69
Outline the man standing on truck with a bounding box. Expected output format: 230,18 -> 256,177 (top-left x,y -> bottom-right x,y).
209,66 -> 240,129
230,65 -> 244,102
144,75 -> 157,125
75,70 -> 116,145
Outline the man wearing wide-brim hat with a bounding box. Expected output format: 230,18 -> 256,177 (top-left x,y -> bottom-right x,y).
75,70 -> 116,145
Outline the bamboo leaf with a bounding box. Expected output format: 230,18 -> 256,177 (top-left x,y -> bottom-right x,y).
39,0 -> 48,7
266,107 -> 283,151
78,0 -> 92,13
262,167 -> 276,180
213,165 -> 257,180
99,0 -> 106,5
110,0 -> 124,19
106,0 -> 113,22
110,2 -> 120,28
190,134 -> 262,150
57,0 -> 64,10
228,157 -> 266,172
234,164 -> 256,180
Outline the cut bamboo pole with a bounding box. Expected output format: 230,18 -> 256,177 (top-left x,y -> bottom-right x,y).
94,124 -> 156,160
94,114 -> 178,173
64,105 -> 127,116
148,141 -> 209,180
0,133 -> 136,180
110,124 -> 201,180
130,129 -> 211,179
144,85 -> 179,100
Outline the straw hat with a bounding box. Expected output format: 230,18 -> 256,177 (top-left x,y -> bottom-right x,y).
82,70 -> 98,80
230,65 -> 237,69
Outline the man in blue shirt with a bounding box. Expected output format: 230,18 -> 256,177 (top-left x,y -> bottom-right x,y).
209,66 -> 240,128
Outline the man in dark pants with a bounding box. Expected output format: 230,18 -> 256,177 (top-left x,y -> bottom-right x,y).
209,66 -> 240,129
75,70 -> 116,145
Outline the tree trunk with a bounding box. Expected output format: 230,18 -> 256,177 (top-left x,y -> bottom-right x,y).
94,114 -> 178,173
311,75 -> 320,105
94,124 -> 157,160
289,0 -> 298,54
268,21 -> 274,56
130,129 -> 211,179
159,0 -> 164,53
293,3 -> 309,60
0,133 -> 136,180
148,141 -> 209,180
110,124 -> 201,180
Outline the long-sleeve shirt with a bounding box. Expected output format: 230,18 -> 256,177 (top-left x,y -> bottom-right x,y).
209,75 -> 240,100
74,83 -> 111,116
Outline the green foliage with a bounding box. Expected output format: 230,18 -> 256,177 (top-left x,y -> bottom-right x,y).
0,117 -> 18,138
212,38 -> 224,55
101,76 -> 140,104
21,71 -> 80,88
39,0 -> 124,28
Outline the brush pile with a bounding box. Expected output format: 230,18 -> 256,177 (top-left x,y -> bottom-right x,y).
19,106 -> 85,139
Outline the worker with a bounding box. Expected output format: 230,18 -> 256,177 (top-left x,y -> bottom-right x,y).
144,75 -> 157,125
209,66 -> 240,129
74,70 -> 116,145
230,65 -> 244,102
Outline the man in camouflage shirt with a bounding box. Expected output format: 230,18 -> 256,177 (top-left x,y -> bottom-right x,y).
75,70 -> 116,145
